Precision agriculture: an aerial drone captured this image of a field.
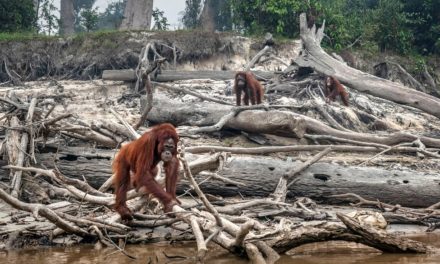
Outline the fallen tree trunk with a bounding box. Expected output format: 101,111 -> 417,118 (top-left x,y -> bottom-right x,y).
269,214 -> 437,254
16,146 -> 220,189
12,149 -> 440,207
102,70 -> 275,82
147,94 -> 306,138
147,94 -> 440,148
294,13 -> 440,119
190,156 -> 440,208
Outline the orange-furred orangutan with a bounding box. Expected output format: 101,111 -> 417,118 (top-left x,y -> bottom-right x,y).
234,71 -> 264,106
324,76 -> 349,106
113,123 -> 180,221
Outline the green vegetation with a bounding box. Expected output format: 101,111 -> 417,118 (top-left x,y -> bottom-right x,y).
152,8 -> 170,30
0,32 -> 54,42
179,0 -> 439,56
39,0 -> 58,35
97,1 -> 125,30
0,0 -> 438,57
224,0 -> 439,55
80,7 -> 99,32
181,0 -> 202,29
0,0 -> 35,32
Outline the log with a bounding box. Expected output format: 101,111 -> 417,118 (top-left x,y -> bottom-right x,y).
101,69 -> 136,81
189,156 -> 440,208
7,147 -> 439,207
11,98 -> 37,197
37,152 -> 113,188
295,13 -> 440,119
147,94 -> 440,147
102,70 -> 275,82
148,94 -> 306,138
11,145 -> 219,189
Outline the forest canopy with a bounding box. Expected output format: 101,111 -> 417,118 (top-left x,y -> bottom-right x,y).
0,0 -> 439,55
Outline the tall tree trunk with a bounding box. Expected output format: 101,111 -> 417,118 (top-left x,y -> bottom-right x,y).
33,0 -> 39,15
199,0 -> 215,32
33,0 -> 40,26
120,0 -> 153,30
60,0 -> 75,35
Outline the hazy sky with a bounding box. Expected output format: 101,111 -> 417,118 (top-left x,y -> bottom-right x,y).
54,0 -> 187,29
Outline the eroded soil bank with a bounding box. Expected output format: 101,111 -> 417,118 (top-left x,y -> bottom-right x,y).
0,31 -> 298,83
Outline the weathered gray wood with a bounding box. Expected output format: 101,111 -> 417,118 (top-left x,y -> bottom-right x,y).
119,0 -> 153,30
102,70 -> 275,82
148,94 -> 306,138
148,95 -> 440,147
12,147 -> 440,207
148,94 -> 229,126
11,98 -> 37,198
30,146 -> 220,189
192,156 -> 440,208
38,151 -> 113,188
101,69 -> 136,81
60,0 -> 75,35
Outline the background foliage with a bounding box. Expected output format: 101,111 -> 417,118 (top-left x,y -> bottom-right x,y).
0,0 -> 35,32
0,0 -> 439,56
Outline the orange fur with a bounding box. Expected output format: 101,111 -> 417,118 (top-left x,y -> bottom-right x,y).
234,71 -> 264,106
113,123 -> 180,220
324,76 -> 349,106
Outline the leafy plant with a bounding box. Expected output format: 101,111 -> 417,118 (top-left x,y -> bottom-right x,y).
74,0 -> 96,32
97,0 -> 125,30
0,0 -> 35,32
80,7 -> 99,32
39,0 -> 59,35
372,0 -> 412,54
230,0 -> 307,37
152,8 -> 169,30
180,0 -> 202,29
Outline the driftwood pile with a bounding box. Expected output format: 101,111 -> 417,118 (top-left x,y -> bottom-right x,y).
0,13 -> 440,263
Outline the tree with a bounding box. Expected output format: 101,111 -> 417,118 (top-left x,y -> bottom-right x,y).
60,0 -> 74,35
404,0 -> 440,55
80,7 -> 99,32
181,0 -> 232,31
210,0 -> 232,31
119,0 -> 153,30
199,0 -> 215,31
0,0 -> 35,32
180,0 -> 202,29
373,0 -> 412,54
73,0 -> 96,32
97,0 -> 126,30
230,0 -> 305,37
39,0 -> 58,35
152,8 -> 169,30
319,0 -> 374,50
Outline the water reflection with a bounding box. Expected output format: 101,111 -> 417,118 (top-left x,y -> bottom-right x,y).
1,243 -> 245,264
1,233 -> 439,264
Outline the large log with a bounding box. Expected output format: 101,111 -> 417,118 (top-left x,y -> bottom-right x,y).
37,146 -> 114,188
147,94 -> 306,138
101,69 -> 136,81
196,156 -> 440,208
102,70 -> 275,82
26,146 -> 220,189
9,147 -> 439,207
295,13 -> 440,119
147,94 -> 440,147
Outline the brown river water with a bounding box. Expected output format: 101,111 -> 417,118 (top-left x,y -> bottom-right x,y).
1,233 -> 439,264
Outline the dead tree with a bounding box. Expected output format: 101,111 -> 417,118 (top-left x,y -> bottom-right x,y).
294,13 -> 440,119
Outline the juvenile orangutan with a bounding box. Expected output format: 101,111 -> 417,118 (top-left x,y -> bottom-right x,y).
234,71 -> 264,106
